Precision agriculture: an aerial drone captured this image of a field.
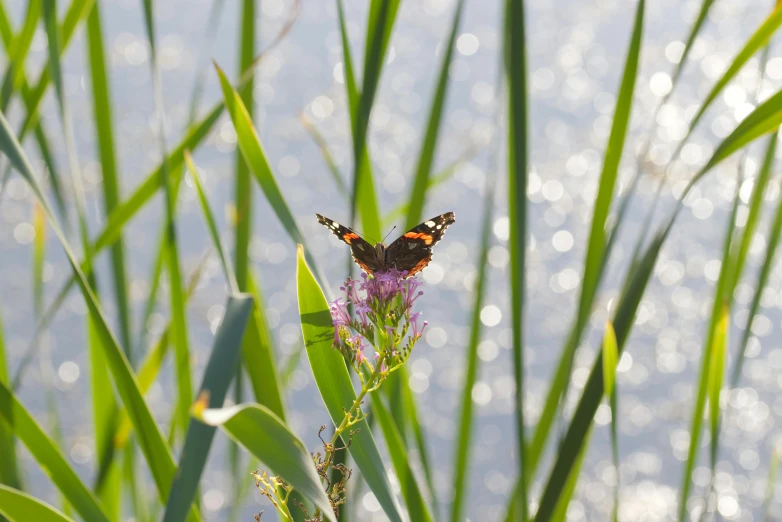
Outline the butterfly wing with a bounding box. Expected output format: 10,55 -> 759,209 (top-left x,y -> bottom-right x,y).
316,214 -> 380,275
385,212 -> 455,277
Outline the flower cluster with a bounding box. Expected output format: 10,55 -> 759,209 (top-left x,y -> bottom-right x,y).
329,268 -> 427,380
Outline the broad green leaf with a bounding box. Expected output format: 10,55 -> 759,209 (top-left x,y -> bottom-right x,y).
163,295 -> 253,522
0,382 -> 109,522
196,403 -> 336,522
296,246 -> 405,522
0,485 -> 74,522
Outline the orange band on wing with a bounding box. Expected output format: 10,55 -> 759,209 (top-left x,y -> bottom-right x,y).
403,232 -> 434,245
343,232 -> 359,244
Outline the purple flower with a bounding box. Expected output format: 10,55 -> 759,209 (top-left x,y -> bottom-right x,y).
350,335 -> 366,364
410,312 -> 428,339
340,277 -> 362,304
400,277 -> 424,311
354,301 -> 371,328
373,352 -> 388,372
329,297 -> 351,327
363,269 -> 404,304
385,325 -> 396,351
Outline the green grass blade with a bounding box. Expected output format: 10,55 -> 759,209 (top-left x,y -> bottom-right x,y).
549,428 -> 592,522
141,0 -> 194,439
372,397 -> 434,522
602,322 -> 619,398
0,0 -> 40,108
349,0 -> 401,236
234,0 -> 254,292
729,132 -> 777,291
163,295 -> 253,522
196,403 -> 336,522
185,151 -> 239,292
336,0 -> 381,241
400,380 -> 437,518
733,139 -> 782,387
403,0 -> 464,230
85,2 -> 133,353
708,305 -> 729,465
296,246 -> 405,522
554,0 -> 645,454
533,229 -> 664,521
0,109 -> 199,520
0,305 -> 20,491
603,322 -> 620,522
300,114 -> 348,195
678,5 -> 782,154
244,274 -> 287,419
0,485 -> 74,522
504,0 -> 529,516
450,165 -> 495,522
215,63 -> 329,288
765,447 -> 781,522
0,382 -> 109,522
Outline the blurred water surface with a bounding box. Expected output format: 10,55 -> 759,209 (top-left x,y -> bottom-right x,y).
2,0 -> 782,520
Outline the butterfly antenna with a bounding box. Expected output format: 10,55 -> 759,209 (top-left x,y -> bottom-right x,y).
381,226 -> 397,244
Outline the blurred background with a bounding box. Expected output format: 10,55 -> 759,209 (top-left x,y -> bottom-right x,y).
2,0 -> 782,520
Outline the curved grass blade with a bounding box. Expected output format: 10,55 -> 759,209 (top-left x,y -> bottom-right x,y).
86,2 -> 132,353
234,0 -> 255,293
764,447 -> 781,522
533,81 -> 782,518
0,382 -> 109,522
372,397 -> 434,522
163,294 -> 253,522
0,305 -> 20,491
0,485 -> 74,522
0,110 -> 199,520
196,403 -> 336,522
215,63 -> 329,289
0,0 -> 39,108
531,0 -> 645,480
729,132 -> 777,292
504,0 -> 530,516
300,114 -> 348,195
141,0 -> 194,438
296,246 -> 405,522
404,0 -> 465,230
677,4 -> 782,156
733,138 -> 782,387
185,151 -> 239,292
603,322 -> 620,522
336,0 -> 380,241
450,161 -> 495,522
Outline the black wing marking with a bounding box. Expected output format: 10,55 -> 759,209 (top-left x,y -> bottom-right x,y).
316,214 -> 380,274
385,212 -> 455,277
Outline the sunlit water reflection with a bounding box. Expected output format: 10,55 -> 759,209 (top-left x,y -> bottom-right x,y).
1,0 -> 781,520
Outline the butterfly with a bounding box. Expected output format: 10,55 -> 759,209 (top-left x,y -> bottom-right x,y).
316,212 -> 456,278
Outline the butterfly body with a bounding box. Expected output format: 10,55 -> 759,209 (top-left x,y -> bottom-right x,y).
316,212 -> 455,278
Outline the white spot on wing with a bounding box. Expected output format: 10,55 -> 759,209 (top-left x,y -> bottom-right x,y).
436,224 -> 442,230
331,222 -> 340,229
424,220 -> 436,227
